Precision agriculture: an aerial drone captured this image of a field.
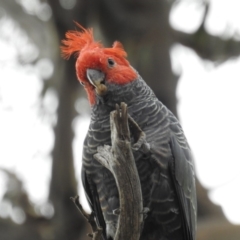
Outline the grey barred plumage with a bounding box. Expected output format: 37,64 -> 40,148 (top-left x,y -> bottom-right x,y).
61,24 -> 196,239
82,75 -> 197,240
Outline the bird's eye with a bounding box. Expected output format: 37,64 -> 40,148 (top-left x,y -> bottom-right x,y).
107,58 -> 115,67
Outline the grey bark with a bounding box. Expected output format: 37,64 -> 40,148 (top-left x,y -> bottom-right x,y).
94,103 -> 143,240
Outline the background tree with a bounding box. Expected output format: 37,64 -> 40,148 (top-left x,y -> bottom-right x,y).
0,0 -> 240,239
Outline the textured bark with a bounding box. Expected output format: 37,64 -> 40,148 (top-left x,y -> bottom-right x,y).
94,103 -> 143,240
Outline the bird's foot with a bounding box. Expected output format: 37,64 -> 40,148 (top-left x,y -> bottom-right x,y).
141,207 -> 150,220
132,133 -> 150,153
127,115 -> 150,153
113,208 -> 120,215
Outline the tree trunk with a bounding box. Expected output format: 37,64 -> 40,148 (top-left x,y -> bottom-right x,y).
48,1 -> 91,239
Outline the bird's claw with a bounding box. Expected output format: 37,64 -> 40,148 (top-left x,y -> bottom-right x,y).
132,133 -> 150,153
127,115 -> 150,153
113,208 -> 121,215
141,207 -> 150,220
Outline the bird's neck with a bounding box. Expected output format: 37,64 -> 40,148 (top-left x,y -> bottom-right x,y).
90,75 -> 157,121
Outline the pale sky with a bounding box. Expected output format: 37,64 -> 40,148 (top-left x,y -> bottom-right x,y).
0,0 -> 240,225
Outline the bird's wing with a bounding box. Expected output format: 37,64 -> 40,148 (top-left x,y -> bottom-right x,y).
81,167 -> 107,239
169,134 -> 197,240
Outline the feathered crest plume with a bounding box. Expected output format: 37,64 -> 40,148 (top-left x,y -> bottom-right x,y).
61,22 -> 101,59
61,22 -> 127,59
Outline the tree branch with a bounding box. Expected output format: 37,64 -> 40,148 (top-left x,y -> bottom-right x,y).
70,196 -> 102,240
94,102 -> 144,240
172,1 -> 240,64
172,28 -> 240,64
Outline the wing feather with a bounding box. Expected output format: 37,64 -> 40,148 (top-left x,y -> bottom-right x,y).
169,135 -> 197,240
81,167 -> 107,240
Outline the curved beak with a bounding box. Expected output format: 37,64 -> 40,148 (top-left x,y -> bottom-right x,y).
86,69 -> 105,87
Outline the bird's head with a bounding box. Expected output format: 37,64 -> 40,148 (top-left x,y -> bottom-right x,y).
61,23 -> 137,105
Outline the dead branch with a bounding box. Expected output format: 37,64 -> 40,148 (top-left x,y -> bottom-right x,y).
70,196 -> 102,240
94,102 -> 144,240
